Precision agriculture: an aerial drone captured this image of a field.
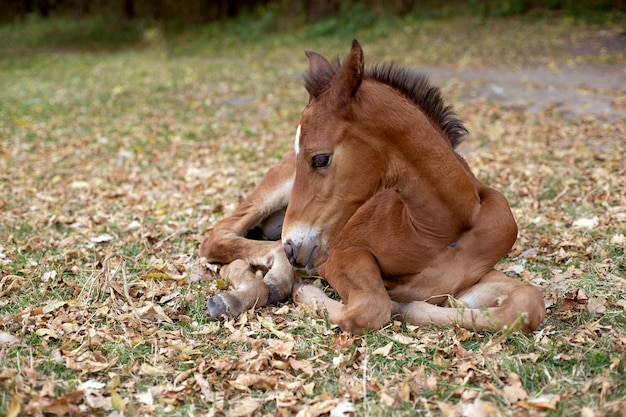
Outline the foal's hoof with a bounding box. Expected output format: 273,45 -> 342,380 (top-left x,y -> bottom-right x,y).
207,295 -> 228,319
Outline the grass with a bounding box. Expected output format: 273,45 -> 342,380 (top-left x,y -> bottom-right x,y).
1,7 -> 626,417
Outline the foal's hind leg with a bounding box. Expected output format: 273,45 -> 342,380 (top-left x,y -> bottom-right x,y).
392,270 -> 545,333
200,152 -> 296,319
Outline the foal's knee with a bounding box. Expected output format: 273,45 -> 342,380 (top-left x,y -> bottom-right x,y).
516,285 -> 546,332
337,294 -> 391,335
199,230 -> 223,262
497,284 -> 545,333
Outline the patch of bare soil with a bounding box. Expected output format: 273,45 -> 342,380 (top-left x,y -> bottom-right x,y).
422,28 -> 625,121
423,63 -> 624,120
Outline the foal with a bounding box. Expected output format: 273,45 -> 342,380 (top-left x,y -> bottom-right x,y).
200,40 -> 545,334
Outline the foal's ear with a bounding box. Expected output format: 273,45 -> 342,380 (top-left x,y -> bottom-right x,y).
304,50 -> 335,98
330,39 -> 364,108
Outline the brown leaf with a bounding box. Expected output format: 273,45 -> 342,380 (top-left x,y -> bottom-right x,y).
425,373 -> 438,391
331,333 -> 354,350
586,296 -> 607,315
139,363 -> 172,376
451,342 -> 471,358
379,391 -> 396,407
372,342 -> 393,357
0,332 -> 21,346
194,372 -> 213,400
230,373 -> 277,390
518,394 -> 561,410
297,399 -> 342,417
462,397 -> 499,417
289,357 -> 314,376
0,274 -> 23,296
0,369 -> 18,380
502,372 -> 529,405
24,394 -> 81,416
226,398 -> 261,417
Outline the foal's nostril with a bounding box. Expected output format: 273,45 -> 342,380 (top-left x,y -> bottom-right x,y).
306,245 -> 318,269
284,239 -> 297,266
284,238 -> 319,270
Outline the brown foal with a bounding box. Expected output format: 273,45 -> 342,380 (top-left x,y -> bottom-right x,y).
200,40 -> 545,334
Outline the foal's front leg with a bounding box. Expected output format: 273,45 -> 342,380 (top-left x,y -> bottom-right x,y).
200,152 -> 296,319
293,249 -> 391,334
208,243 -> 293,318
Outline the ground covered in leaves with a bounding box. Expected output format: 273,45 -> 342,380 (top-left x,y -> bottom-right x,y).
1,12 -> 625,417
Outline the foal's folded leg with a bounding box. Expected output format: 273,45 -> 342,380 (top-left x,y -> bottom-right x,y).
292,279 -> 344,323
207,244 -> 294,319
391,270 -> 545,333
293,282 -> 391,334
293,251 -> 392,334
207,260 -> 269,319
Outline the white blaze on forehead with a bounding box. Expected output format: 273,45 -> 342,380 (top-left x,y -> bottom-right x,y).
294,124 -> 301,155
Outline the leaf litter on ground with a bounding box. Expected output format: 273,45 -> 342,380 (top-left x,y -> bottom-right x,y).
1,13 -> 625,417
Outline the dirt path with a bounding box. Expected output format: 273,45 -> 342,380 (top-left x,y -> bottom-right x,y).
423,64 -> 625,120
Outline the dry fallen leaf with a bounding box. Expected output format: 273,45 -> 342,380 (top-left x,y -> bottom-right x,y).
462,397 -> 499,417
586,296 -> 607,315
331,333 -> 355,350
296,399 -> 342,417
572,216 -> 599,229
502,373 -> 529,404
90,233 -> 115,243
226,398 -> 261,417
329,400 -> 356,417
290,357 -> 314,376
0,332 -> 21,346
372,342 -> 393,357
6,394 -> 20,417
518,394 -> 561,410
230,373 -> 278,390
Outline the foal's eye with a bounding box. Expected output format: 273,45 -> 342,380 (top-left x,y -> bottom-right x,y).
311,153 -> 331,169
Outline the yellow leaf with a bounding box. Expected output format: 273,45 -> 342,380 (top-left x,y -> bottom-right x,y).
70,180 -> 90,190
433,351 -> 448,368
7,394 -> 20,417
140,271 -> 171,281
110,389 -> 125,412
215,277 -> 228,289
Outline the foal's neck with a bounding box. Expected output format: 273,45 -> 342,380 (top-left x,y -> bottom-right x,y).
385,109 -> 479,231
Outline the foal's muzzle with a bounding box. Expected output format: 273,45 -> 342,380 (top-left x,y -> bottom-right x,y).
283,239 -> 318,270
281,223 -> 326,271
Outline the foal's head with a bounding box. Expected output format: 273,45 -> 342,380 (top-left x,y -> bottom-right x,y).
281,40 -> 466,270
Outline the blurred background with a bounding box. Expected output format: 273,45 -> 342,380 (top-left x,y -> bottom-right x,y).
0,0 -> 624,51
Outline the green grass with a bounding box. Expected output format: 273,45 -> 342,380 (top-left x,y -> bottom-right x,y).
1,7 -> 625,417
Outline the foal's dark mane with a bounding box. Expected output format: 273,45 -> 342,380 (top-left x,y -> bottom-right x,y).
304,60 -> 467,149
366,64 -> 467,149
